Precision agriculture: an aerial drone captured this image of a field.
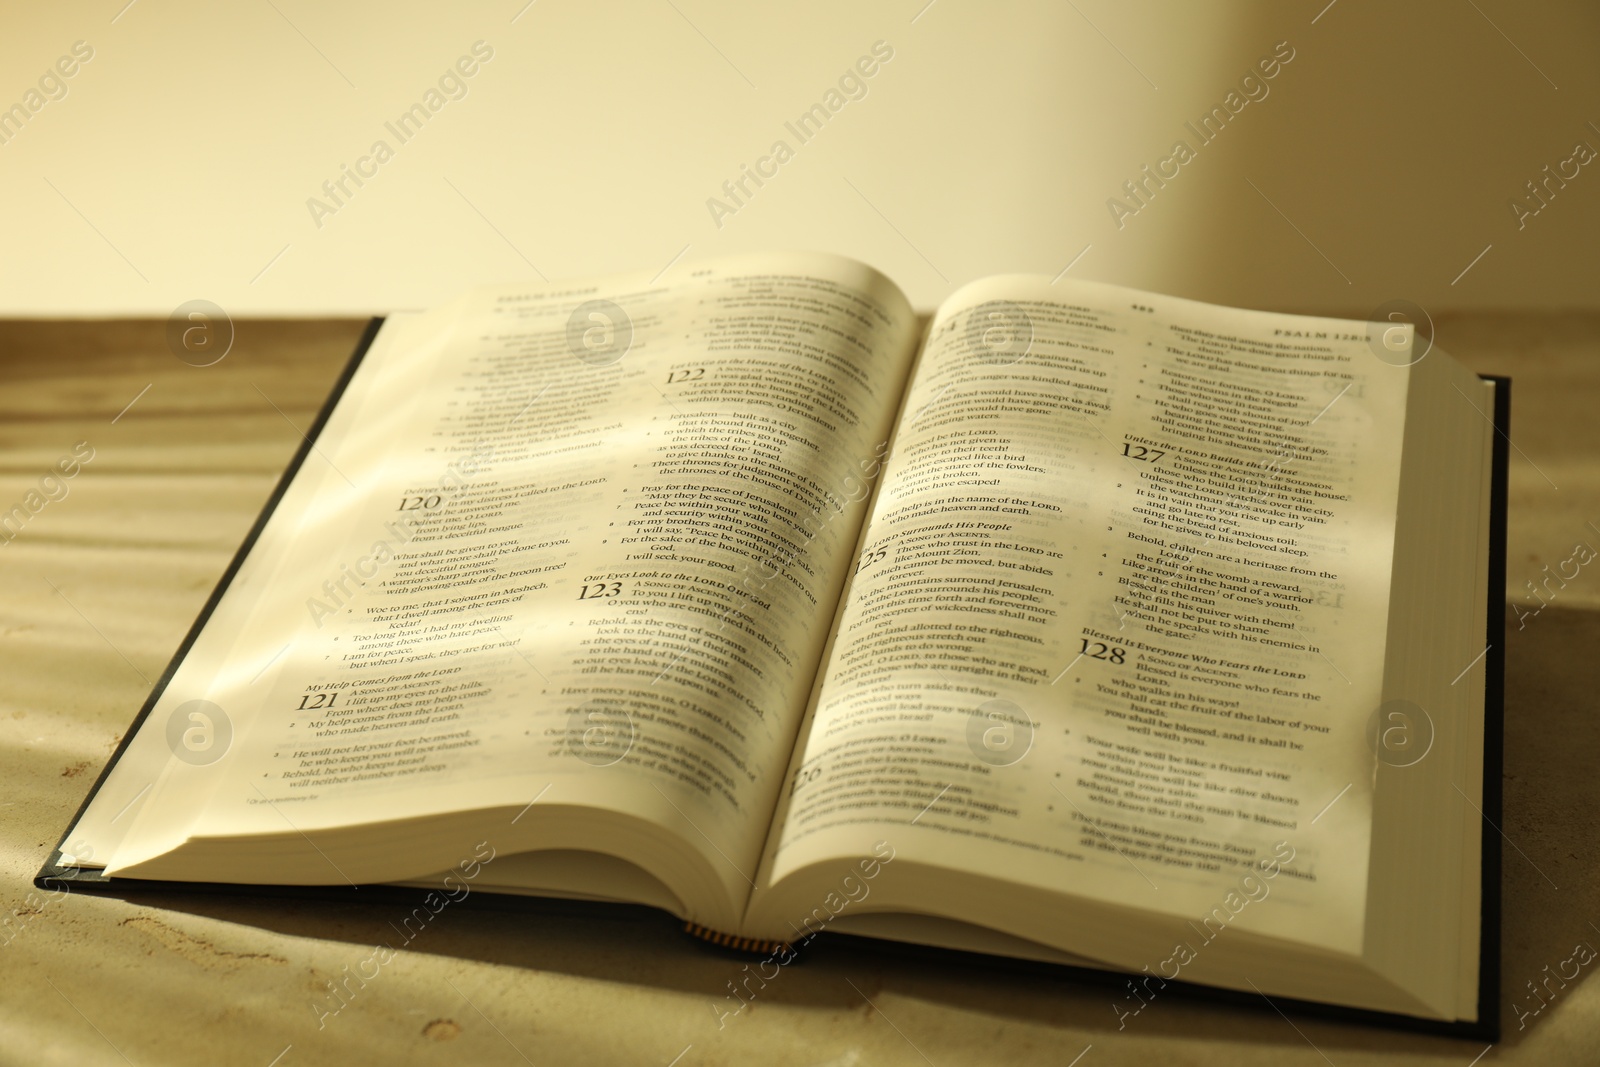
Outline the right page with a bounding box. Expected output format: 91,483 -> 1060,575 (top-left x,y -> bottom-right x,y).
754,275 -> 1415,963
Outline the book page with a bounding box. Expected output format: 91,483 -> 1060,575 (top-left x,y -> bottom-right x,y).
759,275 -> 1409,956
93,253 -> 919,921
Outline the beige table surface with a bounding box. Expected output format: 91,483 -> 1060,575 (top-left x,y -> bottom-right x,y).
1,316 -> 1597,1066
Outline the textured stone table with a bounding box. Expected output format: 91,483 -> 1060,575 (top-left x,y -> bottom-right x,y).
1,316 -> 1596,1066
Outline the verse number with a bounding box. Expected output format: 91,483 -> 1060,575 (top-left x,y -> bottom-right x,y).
578,581 -> 624,600
1121,443 -> 1165,462
856,546 -> 887,574
666,367 -> 706,384
297,691 -> 338,711
398,494 -> 442,511
1079,638 -> 1126,664
790,762 -> 823,798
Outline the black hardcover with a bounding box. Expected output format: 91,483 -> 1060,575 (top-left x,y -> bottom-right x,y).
37,339 -> 1510,1040
35,316 -> 385,892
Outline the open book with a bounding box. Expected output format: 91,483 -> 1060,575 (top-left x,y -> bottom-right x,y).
45,252 -> 1505,1036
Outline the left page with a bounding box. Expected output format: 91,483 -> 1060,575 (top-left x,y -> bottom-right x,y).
70,252 -> 920,928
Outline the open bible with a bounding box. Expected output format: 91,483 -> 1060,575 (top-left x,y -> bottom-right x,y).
45,252 -> 1506,1036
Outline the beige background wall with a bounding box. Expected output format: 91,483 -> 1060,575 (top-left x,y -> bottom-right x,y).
0,0 -> 1596,318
